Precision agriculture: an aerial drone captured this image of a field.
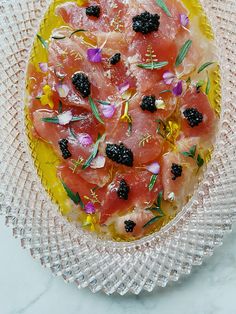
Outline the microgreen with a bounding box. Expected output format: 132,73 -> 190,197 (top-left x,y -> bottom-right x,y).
175,40 -> 192,67
82,134 -> 104,170
181,145 -> 197,158
197,62 -> 215,73
148,174 -> 158,191
61,181 -> 84,208
137,61 -> 168,70
197,154 -> 204,168
196,79 -> 205,92
155,0 -> 172,17
143,191 -> 165,228
88,96 -> 104,124
37,34 -> 48,50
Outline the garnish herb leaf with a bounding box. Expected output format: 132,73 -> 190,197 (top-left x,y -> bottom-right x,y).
182,145 -> 197,158
69,29 -> 86,38
197,62 -> 214,73
159,89 -> 172,95
143,215 -> 163,228
51,35 -> 66,40
175,40 -> 192,67
197,154 -> 204,168
58,100 -> 63,114
155,0 -> 172,17
61,181 -> 84,207
82,134 -> 104,170
137,61 -> 168,70
42,117 -> 59,124
196,79 -> 205,91
37,34 -> 48,50
149,174 -> 158,191
205,74 -> 211,95
97,100 -> 111,106
157,191 -> 163,210
88,96 -> 104,125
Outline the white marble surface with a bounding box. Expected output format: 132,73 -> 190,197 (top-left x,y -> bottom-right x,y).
0,218 -> 236,314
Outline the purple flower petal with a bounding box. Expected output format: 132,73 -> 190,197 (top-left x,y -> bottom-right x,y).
180,14 -> 189,27
90,155 -> 106,169
87,48 -> 102,63
39,62 -> 48,73
101,104 -> 116,118
118,81 -> 130,94
85,202 -> 96,214
56,83 -> 70,98
78,133 -> 93,147
146,162 -> 160,175
163,71 -> 176,85
172,81 -> 183,96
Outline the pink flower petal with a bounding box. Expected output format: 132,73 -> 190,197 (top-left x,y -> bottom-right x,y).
118,81 -> 130,94
39,62 -> 48,73
56,83 -> 70,98
90,155 -> 106,169
87,48 -> 102,63
172,81 -> 183,96
58,111 -> 73,125
146,162 -> 160,175
101,104 -> 116,118
163,71 -> 175,85
180,14 -> 189,27
85,202 -> 96,214
78,133 -> 93,147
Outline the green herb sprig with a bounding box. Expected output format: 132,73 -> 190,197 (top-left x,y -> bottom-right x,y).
197,62 -> 215,73
37,34 -> 48,50
137,61 -> 168,70
155,0 -> 172,17
88,96 -> 104,125
82,134 -> 105,170
181,145 -> 205,169
175,40 -> 192,67
205,73 -> 211,95
148,174 -> 158,191
41,115 -> 86,124
61,181 -> 84,208
143,191 -> 165,228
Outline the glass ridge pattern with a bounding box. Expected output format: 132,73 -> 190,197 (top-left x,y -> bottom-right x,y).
0,0 -> 235,295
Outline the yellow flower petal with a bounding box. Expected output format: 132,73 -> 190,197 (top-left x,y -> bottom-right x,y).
43,84 -> 52,95
40,95 -> 49,106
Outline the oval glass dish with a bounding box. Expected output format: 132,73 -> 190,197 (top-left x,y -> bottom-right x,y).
0,0 -> 235,295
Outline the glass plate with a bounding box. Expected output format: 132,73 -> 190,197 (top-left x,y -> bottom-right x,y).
0,0 -> 235,295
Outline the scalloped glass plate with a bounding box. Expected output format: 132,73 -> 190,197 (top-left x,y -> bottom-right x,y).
0,0 -> 235,295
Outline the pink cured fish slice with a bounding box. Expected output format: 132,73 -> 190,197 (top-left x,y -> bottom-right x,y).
180,88 -> 217,141
99,169 -> 163,224
56,0 -> 128,32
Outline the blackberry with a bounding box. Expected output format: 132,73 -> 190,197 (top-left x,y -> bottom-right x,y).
72,72 -> 91,98
106,143 -> 133,167
124,220 -> 136,233
132,11 -> 160,35
59,139 -> 72,160
110,53 -> 121,65
171,163 -> 182,180
140,95 -> 157,113
86,5 -> 101,18
183,108 -> 203,128
117,179 -> 130,200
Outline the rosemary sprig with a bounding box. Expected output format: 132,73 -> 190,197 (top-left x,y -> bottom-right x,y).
88,96 -> 104,125
197,62 -> 215,73
155,0 -> 172,17
61,181 -> 84,208
137,61 -> 168,70
82,134 -> 104,170
41,115 -> 86,124
37,34 -> 48,49
175,40 -> 192,67
148,174 -> 158,191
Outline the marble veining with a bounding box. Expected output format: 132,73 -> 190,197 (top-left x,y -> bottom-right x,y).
0,218 -> 236,314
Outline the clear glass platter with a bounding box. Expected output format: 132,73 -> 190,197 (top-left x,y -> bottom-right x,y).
0,0 -> 235,295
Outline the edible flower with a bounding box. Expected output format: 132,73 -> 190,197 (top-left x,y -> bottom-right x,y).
40,85 -> 54,109
78,133 -> 93,147
83,214 -> 96,231
120,101 -> 132,124
180,14 -> 189,28
38,62 -> 48,73
162,71 -> 183,96
58,111 -> 73,125
118,81 -> 130,94
155,98 -> 166,110
56,82 -> 70,98
146,162 -> 160,175
87,48 -> 102,63
101,103 -> 116,118
85,202 -> 96,214
90,155 -> 106,169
